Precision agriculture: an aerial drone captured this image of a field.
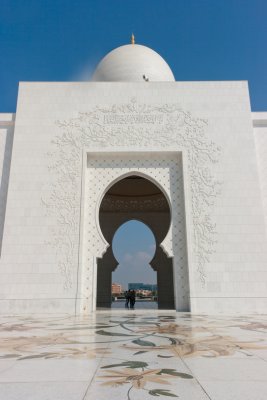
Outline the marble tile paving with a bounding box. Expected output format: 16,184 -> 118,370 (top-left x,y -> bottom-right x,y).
0,311 -> 267,399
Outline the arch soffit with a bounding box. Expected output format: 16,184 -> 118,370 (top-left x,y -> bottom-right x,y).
96,171 -> 172,258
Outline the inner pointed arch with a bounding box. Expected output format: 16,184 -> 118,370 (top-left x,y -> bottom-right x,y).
99,173 -> 171,245
96,172 -> 174,309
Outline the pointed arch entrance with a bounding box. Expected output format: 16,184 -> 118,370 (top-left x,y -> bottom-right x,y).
76,152 -> 190,314
97,175 -> 174,309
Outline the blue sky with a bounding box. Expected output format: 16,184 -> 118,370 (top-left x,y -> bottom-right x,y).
1,0 -> 267,112
112,221 -> 156,290
1,0 -> 267,287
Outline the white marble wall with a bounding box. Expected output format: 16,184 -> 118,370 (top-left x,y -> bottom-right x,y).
0,114 -> 15,254
253,112 -> 267,229
0,82 -> 267,314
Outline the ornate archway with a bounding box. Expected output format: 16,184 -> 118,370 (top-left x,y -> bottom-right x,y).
97,176 -> 173,309
76,151 -> 190,313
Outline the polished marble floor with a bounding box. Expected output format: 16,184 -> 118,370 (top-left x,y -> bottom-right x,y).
0,311 -> 267,400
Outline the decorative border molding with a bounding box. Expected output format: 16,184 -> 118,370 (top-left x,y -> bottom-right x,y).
81,155 -> 186,312
100,194 -> 169,212
42,98 -> 221,291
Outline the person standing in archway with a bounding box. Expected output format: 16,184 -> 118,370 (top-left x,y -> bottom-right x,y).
129,290 -> 136,309
125,290 -> 130,308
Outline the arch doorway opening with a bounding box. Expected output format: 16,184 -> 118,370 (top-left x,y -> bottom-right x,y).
97,174 -> 175,309
112,220 -> 157,309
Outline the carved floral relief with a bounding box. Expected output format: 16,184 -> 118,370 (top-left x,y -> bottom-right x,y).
42,98 -> 221,290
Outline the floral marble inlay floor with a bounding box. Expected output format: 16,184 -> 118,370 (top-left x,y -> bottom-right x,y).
0,311 -> 267,399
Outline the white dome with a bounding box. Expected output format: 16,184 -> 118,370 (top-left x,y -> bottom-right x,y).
92,44 -> 175,82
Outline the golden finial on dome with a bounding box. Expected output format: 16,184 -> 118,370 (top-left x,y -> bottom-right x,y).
131,33 -> 135,44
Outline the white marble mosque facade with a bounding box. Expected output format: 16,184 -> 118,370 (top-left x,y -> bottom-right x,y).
0,42 -> 267,315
